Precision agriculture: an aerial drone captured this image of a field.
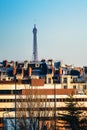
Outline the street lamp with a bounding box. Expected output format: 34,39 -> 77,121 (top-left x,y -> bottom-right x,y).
54,83 -> 56,130
14,75 -> 17,130
53,76 -> 56,130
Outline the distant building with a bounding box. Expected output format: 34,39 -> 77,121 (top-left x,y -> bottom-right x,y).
33,24 -> 38,62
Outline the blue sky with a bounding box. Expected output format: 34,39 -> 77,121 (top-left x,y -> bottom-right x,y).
0,0 -> 87,67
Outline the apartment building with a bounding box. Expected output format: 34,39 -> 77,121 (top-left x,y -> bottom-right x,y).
0,60 -> 87,129
0,78 -> 87,129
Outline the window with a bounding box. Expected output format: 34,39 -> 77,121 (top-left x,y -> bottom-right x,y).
73,85 -> 76,89
0,90 -> 22,94
48,78 -> 51,83
35,63 -> 40,67
64,85 -> 67,89
63,78 -> 67,83
83,85 -> 86,90
73,78 -> 77,82
0,118 -> 2,123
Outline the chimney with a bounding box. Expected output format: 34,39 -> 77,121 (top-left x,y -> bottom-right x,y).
79,68 -> 83,75
22,68 -> 24,78
13,67 -> 16,75
28,67 -> 32,76
52,66 -> 55,74
59,67 -> 63,75
3,60 -> 8,68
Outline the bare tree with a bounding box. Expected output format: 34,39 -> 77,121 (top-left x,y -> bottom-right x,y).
12,85 -> 54,130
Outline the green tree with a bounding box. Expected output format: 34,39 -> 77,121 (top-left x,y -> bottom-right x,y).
58,94 -> 87,130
